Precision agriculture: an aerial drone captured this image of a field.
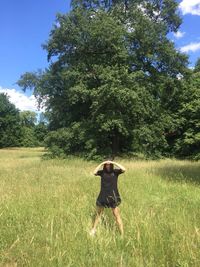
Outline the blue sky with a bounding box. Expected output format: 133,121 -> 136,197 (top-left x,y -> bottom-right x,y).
0,0 -> 200,111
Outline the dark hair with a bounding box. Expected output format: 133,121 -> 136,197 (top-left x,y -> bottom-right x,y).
103,163 -> 114,172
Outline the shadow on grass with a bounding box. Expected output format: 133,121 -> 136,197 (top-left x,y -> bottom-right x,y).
155,163 -> 200,185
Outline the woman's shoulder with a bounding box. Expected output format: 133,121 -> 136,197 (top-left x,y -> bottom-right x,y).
95,170 -> 103,176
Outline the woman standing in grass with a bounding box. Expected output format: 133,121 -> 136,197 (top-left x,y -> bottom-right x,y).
90,160 -> 126,236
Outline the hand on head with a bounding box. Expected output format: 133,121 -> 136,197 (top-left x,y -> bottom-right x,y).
102,160 -> 113,164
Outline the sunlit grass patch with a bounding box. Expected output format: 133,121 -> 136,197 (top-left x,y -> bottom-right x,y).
0,148 -> 200,266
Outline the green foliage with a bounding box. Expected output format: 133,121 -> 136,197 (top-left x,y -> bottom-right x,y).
17,0 -> 191,159
194,57 -> 200,73
0,93 -> 21,148
34,122 -> 48,145
19,111 -> 49,147
19,111 -> 38,147
0,95 -> 49,148
20,126 -> 39,147
171,72 -> 200,160
20,111 -> 37,127
44,123 -> 87,158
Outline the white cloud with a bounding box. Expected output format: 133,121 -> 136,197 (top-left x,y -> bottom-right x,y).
0,87 -> 41,112
179,0 -> 200,15
180,42 -> 200,53
173,30 -> 185,39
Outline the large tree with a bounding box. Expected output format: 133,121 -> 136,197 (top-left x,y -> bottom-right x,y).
18,0 -> 188,158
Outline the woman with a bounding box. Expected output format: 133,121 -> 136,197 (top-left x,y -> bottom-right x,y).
90,160 -> 126,236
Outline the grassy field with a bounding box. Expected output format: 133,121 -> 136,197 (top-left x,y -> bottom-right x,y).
0,148 -> 200,267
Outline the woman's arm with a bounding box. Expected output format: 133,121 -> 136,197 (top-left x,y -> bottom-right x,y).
112,161 -> 126,172
93,161 -> 107,175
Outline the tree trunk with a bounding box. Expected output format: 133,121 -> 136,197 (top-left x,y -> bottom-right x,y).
112,133 -> 119,158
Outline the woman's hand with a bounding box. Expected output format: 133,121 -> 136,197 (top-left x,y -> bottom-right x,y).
102,160 -> 112,164
112,161 -> 126,172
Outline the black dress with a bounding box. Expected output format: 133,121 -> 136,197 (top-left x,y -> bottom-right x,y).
95,169 -> 123,208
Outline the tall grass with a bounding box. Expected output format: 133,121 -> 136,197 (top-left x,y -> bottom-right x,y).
0,148 -> 200,266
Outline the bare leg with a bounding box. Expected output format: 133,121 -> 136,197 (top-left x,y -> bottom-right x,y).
112,207 -> 124,236
90,206 -> 104,235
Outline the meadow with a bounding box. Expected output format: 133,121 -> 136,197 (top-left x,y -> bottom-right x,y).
0,148 -> 200,267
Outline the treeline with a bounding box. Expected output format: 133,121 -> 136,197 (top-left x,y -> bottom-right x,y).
4,0 -> 200,159
0,93 -> 48,148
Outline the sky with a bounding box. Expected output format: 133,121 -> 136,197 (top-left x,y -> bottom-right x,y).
0,0 -> 200,112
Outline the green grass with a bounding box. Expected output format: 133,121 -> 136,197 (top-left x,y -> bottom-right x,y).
0,148 -> 200,267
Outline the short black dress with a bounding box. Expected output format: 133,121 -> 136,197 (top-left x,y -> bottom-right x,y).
95,169 -> 123,208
